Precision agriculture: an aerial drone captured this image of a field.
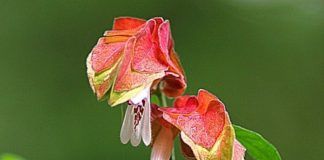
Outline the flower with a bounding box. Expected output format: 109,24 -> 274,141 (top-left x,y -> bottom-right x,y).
159,89 -> 246,160
86,17 -> 186,146
150,104 -> 179,160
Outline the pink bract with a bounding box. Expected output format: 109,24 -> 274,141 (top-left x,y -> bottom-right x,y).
160,89 -> 246,160
87,17 -> 186,105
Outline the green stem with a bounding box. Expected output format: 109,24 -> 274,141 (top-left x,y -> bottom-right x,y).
159,93 -> 176,160
171,147 -> 176,160
161,92 -> 168,107
120,104 -> 125,122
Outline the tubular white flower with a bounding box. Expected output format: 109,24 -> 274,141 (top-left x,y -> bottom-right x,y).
120,86 -> 152,146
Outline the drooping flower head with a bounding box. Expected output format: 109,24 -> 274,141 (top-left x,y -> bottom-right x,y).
86,17 -> 186,146
159,89 -> 246,160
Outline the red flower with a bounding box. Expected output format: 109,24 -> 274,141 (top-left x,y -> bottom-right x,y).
159,89 -> 246,160
86,17 -> 186,146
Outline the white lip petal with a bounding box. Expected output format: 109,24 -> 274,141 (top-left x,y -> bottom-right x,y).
131,110 -> 142,147
142,97 -> 152,146
119,86 -> 152,147
120,105 -> 133,144
130,86 -> 150,104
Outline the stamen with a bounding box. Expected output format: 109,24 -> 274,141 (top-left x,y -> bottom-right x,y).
127,101 -> 132,105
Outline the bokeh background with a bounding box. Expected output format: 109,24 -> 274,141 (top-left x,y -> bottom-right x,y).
0,0 -> 323,159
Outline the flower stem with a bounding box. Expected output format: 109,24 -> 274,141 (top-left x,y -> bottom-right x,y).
171,147 -> 176,160
120,104 -> 125,122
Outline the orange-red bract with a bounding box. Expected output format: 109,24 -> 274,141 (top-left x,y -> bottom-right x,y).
160,89 -> 246,160
87,17 -> 186,106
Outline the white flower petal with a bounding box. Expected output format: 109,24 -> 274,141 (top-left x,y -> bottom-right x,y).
142,97 -> 152,146
131,111 -> 142,146
120,105 -> 133,144
130,86 -> 150,104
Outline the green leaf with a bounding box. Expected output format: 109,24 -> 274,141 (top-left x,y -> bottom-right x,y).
0,153 -> 25,160
233,125 -> 281,160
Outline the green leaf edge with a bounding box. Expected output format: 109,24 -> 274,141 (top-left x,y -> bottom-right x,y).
233,125 -> 282,160
0,153 -> 26,160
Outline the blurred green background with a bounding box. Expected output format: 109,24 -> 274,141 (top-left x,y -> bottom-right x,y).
0,0 -> 323,159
